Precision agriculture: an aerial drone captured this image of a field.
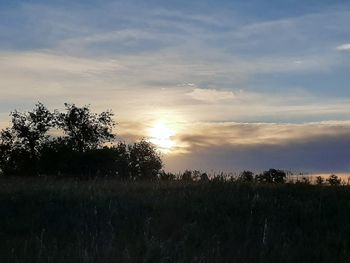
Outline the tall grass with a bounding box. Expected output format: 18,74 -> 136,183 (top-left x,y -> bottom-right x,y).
1,177 -> 350,262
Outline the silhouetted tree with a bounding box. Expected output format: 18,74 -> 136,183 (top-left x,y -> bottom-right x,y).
255,169 -> 286,184
55,103 -> 115,152
10,102 -> 53,158
0,103 -> 53,175
0,103 -> 165,179
0,128 -> 27,175
128,140 -> 162,180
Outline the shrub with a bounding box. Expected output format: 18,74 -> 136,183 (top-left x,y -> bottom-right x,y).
158,171 -> 176,181
181,170 -> 193,182
295,177 -> 311,185
255,169 -> 286,184
200,172 -> 209,182
238,170 -> 254,183
315,176 -> 324,185
327,174 -> 341,186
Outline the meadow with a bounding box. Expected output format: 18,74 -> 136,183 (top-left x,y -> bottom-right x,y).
1,176 -> 350,263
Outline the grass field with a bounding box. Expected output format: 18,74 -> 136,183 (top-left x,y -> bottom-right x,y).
1,177 -> 350,263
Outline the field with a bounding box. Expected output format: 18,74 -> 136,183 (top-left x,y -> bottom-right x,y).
1,177 -> 350,263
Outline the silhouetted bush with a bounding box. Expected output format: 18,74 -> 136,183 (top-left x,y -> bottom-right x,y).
181,170 -> 193,182
315,176 -> 324,185
200,172 -> 209,182
238,170 -> 254,183
211,172 -> 226,182
158,171 -> 176,181
255,169 -> 286,184
327,174 -> 341,186
295,176 -> 311,185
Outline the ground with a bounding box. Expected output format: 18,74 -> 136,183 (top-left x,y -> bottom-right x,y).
1,177 -> 350,263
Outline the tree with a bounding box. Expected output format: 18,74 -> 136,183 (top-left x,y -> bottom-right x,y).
0,102 -> 166,179
10,102 -> 53,158
0,128 -> 20,175
255,169 -> 286,184
56,103 -> 115,152
0,103 -> 53,175
128,140 -> 162,180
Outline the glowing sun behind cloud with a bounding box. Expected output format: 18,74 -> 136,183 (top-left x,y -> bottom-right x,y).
149,122 -> 176,153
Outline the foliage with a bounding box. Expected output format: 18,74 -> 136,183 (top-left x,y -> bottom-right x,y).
181,170 -> 193,181
10,102 -> 54,157
255,169 -> 286,184
128,139 -> 163,180
238,170 -> 254,183
158,171 -> 176,181
295,176 -> 311,185
327,174 -> 341,186
316,176 -> 325,185
0,103 -> 162,179
55,103 -> 115,152
181,170 -> 205,182
200,172 -> 209,182
0,103 -> 54,175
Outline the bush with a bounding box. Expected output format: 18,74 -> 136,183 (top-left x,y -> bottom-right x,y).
181,170 -> 193,182
255,169 -> 286,184
295,177 -> 311,185
315,176 -> 324,185
238,170 -> 254,183
158,171 -> 176,181
327,174 -> 341,186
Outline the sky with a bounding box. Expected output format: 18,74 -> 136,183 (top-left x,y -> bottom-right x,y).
0,0 -> 350,173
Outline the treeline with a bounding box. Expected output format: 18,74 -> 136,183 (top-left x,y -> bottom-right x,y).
0,103 -> 346,185
0,103 -> 162,179
163,169 -> 345,186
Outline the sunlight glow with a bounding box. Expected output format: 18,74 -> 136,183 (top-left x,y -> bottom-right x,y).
149,122 -> 176,153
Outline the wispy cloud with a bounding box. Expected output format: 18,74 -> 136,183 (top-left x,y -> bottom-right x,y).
187,88 -> 235,103
336,43 -> 350,51
1,50 -> 349,124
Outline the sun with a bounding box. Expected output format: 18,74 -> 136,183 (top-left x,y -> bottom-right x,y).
149,122 -> 176,152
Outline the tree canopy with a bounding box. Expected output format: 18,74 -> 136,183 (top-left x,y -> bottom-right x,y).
0,102 -> 162,179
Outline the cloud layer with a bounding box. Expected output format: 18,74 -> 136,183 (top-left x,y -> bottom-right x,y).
162,121 -> 350,173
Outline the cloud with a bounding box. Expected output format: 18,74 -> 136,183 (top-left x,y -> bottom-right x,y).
1,50 -> 350,125
162,121 -> 350,172
187,88 -> 235,102
336,43 -> 350,51
175,121 -> 350,148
